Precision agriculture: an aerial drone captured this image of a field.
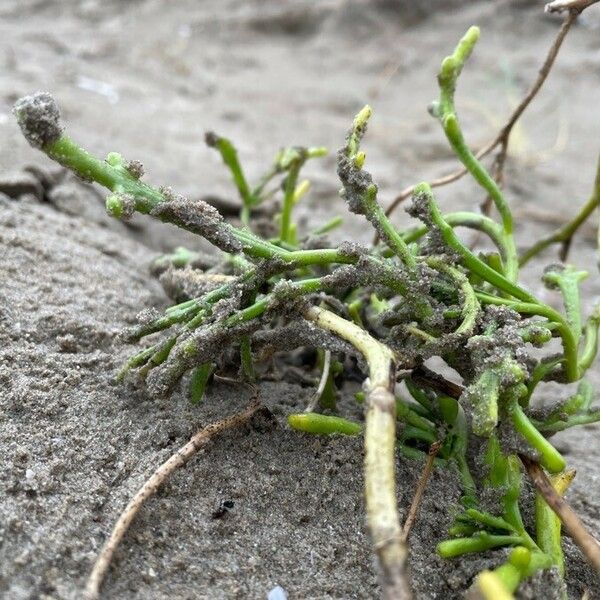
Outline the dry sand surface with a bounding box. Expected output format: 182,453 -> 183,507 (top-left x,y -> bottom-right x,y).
1,1 -> 599,598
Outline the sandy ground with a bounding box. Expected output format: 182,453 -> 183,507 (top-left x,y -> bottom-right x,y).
1,0 -> 600,598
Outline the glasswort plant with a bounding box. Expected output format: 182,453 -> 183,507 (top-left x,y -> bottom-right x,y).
13,15 -> 600,600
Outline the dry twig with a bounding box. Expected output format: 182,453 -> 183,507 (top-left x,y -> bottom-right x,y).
84,399 -> 269,599
519,454 -> 600,573
477,7 -> 579,218
545,0 -> 600,13
381,6 -> 581,234
401,441 -> 442,542
305,349 -> 332,412
410,365 -> 464,401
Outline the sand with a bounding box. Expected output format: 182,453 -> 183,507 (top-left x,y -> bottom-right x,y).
1,1 -> 599,598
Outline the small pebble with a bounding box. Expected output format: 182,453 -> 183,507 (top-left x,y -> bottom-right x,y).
267,585 -> 288,600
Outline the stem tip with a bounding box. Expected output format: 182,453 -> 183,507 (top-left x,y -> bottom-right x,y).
13,92 -> 63,149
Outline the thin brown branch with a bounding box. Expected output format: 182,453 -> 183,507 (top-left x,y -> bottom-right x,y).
84,399 -> 269,600
305,349 -> 331,412
401,441 -> 442,542
494,13 -> 578,145
474,5 -> 577,223
383,164 -> 472,221
474,3 -> 575,240
519,454 -> 600,573
546,0 -> 600,13
382,7 -> 580,238
410,365 -> 464,401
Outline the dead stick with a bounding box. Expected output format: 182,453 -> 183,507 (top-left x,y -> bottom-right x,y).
493,10 -> 577,147
401,441 -> 442,542
519,454 -> 600,573
305,349 -> 331,413
474,8 -> 578,230
84,400 -> 269,599
381,6 -> 580,227
546,0 -> 600,13
410,365 -> 464,401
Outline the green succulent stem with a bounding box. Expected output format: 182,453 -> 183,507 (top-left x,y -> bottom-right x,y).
370,193 -> 417,269
484,438 -> 536,548
475,292 -> 579,382
543,265 -> 588,346
38,134 -> 362,271
478,547 -> 554,598
312,215 -> 343,235
520,152 -> 600,266
532,380 -> 596,433
47,136 -> 163,210
287,413 -> 362,436
403,211 -> 511,264
440,396 -> 477,506
395,400 -> 436,434
578,308 -> 600,372
508,399 -> 566,474
116,345 -> 158,381
535,411 -> 600,433
464,509 -> 516,533
280,153 -> 303,244
205,133 -> 253,223
151,246 -> 204,272
425,258 -> 479,336
344,105 -> 416,269
189,363 -> 214,404
240,337 -> 256,381
438,533 -> 524,559
394,396 -> 432,419
525,358 -> 562,403
416,184 -> 531,302
433,26 -> 517,280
